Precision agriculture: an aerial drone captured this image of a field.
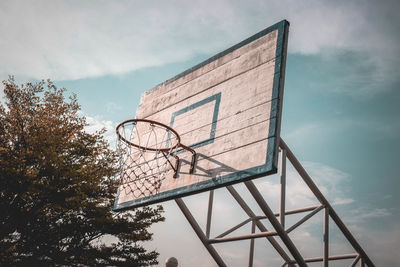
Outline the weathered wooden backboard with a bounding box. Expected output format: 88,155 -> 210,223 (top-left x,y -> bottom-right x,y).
114,20 -> 289,210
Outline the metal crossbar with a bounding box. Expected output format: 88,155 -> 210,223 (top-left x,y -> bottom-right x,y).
175,138 -> 374,267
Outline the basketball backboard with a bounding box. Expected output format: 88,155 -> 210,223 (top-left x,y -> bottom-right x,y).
113,20 -> 289,210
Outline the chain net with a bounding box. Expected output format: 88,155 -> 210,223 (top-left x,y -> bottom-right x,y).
116,120 -> 179,198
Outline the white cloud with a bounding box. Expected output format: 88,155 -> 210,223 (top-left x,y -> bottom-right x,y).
257,161 -> 354,210
0,0 -> 399,94
105,102 -> 122,113
349,207 -> 392,222
283,117 -> 400,152
332,197 -> 354,205
346,222 -> 400,266
84,114 -> 116,145
364,223 -> 400,266
0,0 -> 236,81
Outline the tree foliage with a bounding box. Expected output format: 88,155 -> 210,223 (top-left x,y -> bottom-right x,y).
0,77 -> 164,266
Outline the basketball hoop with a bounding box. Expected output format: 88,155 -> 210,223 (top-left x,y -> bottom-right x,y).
116,119 -> 196,198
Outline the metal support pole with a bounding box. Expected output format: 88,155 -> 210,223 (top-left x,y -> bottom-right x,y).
206,190 -> 214,238
350,255 -> 361,267
216,217 -> 254,238
287,253 -> 358,264
274,205 -> 320,216
286,205 -> 324,233
280,148 -> 287,229
226,185 -> 292,263
209,230 -> 278,243
323,207 -> 329,267
244,181 -> 307,267
279,138 -> 375,267
175,198 -> 226,267
248,220 -> 256,267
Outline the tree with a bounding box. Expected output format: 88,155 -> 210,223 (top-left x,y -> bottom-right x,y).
0,77 -> 164,266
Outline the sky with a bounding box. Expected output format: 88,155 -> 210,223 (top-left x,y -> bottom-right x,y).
1,0 -> 399,266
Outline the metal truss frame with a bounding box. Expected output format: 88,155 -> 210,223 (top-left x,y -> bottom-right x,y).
175,139 -> 374,266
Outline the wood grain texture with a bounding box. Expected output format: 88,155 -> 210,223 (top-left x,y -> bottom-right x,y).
114,20 -> 290,210
140,30 -> 278,104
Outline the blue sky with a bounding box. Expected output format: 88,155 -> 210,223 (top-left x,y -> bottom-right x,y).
1,0 -> 399,266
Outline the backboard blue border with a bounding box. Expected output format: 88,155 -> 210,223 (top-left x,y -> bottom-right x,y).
169,92 -> 221,150
113,20 -> 289,211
